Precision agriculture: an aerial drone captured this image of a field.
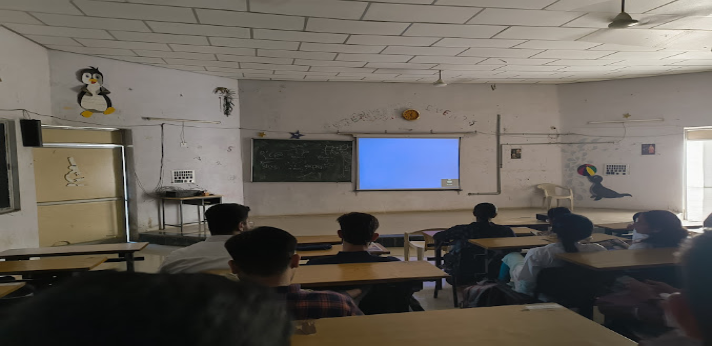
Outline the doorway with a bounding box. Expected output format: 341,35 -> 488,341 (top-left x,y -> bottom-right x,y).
685,128 -> 712,222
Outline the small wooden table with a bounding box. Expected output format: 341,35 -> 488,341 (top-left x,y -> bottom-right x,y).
0,282 -> 25,298
295,235 -> 342,245
298,244 -> 389,260
293,261 -> 448,288
0,242 -> 148,272
0,256 -> 107,276
160,195 -> 223,234
512,227 -> 536,236
498,218 -> 548,228
291,304 -> 635,346
469,236 -> 550,250
556,248 -> 678,271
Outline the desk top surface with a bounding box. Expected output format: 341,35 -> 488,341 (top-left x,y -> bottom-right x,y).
294,261 -> 447,287
469,237 -> 550,250
0,256 -> 107,275
0,242 -> 148,259
291,304 -> 635,346
0,282 -> 25,298
162,195 -> 222,200
295,235 -> 342,245
298,244 -> 389,260
556,248 -> 679,271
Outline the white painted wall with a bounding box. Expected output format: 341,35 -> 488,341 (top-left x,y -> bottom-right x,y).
558,72 -> 712,212
0,27 -> 51,250
47,51 -> 242,234
240,81 -> 563,216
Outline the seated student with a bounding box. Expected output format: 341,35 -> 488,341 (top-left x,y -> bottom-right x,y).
225,226 -> 363,320
538,207 -> 572,236
629,210 -> 687,250
434,203 -> 515,281
306,212 -> 398,265
0,272 -> 292,346
501,213 -> 606,296
159,203 -> 250,274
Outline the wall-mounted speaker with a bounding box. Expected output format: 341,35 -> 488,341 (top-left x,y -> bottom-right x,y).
20,119 -> 43,147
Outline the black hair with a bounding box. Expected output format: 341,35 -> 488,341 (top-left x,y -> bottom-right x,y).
547,207 -> 571,223
639,210 -> 687,248
473,203 -> 497,221
632,212 -> 642,222
680,232 -> 712,345
0,272 -> 291,346
205,203 -> 250,236
337,212 -> 379,246
552,213 -> 594,253
225,227 -> 296,277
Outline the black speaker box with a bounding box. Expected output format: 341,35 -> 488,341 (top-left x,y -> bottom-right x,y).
20,119 -> 42,147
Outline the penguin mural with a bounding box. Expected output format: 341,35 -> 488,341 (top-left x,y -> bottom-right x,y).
587,175 -> 632,201
77,67 -> 115,118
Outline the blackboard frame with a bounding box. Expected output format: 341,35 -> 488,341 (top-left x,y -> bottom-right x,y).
0,119 -> 21,214
251,138 -> 354,183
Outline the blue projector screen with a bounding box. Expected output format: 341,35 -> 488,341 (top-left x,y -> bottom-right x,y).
357,138 -> 460,190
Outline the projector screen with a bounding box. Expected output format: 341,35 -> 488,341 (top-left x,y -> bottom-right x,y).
357,137 -> 460,191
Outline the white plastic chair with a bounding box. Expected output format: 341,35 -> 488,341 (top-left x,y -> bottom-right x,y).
537,183 -> 574,211
403,231 -> 426,261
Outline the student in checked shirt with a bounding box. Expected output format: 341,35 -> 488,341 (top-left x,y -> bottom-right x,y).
225,226 -> 363,320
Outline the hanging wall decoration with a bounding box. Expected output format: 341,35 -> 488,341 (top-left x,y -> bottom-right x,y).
290,131 -> 305,139
213,87 -> 235,117
77,67 -> 114,118
642,144 -> 656,155
578,164 -> 631,201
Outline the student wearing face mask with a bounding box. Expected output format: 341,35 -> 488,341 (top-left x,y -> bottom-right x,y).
628,211 -> 688,250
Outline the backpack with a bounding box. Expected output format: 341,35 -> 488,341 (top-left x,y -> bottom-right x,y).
461,279 -> 538,308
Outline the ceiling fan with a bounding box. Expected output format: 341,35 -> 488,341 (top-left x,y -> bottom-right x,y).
608,0 -> 639,28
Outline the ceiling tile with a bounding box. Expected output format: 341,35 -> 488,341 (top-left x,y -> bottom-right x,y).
152,64 -> 207,71
559,65 -> 625,71
127,0 -> 247,11
253,29 -> 347,44
609,59 -> 684,65
494,65 -> 564,71
602,51 -> 683,60
309,66 -> 376,73
47,45 -> 136,56
563,13 -> 677,29
364,3 -> 481,24
459,47 -> 543,57
112,31 -> 209,45
4,24 -> 112,39
363,62 -> 437,69
26,35 -> 81,46
241,63 -> 308,71
647,0 -> 712,15
338,72 -> 398,78
205,67 -> 267,73
197,9 -> 304,30
307,18 -> 410,35
665,51 -> 712,60
171,44 -> 255,56
32,13 -> 151,32
77,39 -> 172,52
670,60 -> 712,66
661,31 -> 712,51
495,27 -> 597,40
164,59 -> 240,68
146,22 -> 249,38
494,71 -> 561,77
346,35 -> 440,46
294,59 -> 366,67
656,16 -> 712,30
274,71 -> 338,76
434,64 -> 499,70
381,46 -> 466,56
514,40 -> 600,49
336,53 -> 413,62
433,38 -> 525,48
547,0 -> 676,14
133,50 -> 216,60
479,58 -> 556,65
435,0 -> 558,10
218,55 -> 293,65
588,43 -> 661,51
0,10 -> 42,24
546,59 -> 619,65
532,49 -> 616,59
251,0 -> 367,19
373,69 -> 438,74
404,24 -> 507,38
300,43 -> 385,54
99,56 -> 166,64
209,37 -> 299,50
73,0 -> 196,22
0,0 -> 81,15
578,29 -> 684,48
258,49 -> 337,60
469,8 -> 583,26
410,56 -> 485,64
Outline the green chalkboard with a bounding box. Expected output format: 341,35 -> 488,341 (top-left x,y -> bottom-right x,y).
252,139 -> 353,182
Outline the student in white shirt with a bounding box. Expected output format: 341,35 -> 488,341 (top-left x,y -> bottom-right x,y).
159,203 -> 250,274
501,213 -> 606,296
628,210 -> 687,250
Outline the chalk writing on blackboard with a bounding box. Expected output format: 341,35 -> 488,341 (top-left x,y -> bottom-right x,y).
252,139 -> 353,182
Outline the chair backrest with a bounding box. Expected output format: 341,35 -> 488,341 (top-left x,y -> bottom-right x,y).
536,183 -> 559,195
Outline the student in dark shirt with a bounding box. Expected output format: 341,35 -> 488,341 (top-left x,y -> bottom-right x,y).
307,212 -> 399,265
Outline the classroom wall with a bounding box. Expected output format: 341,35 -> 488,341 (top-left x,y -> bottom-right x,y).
239,81 -> 563,216
0,27 -> 51,250
558,72 -> 712,212
47,51 -> 242,234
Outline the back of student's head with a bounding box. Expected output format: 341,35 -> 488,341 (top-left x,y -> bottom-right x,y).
639,210 -> 687,248
0,271 -> 291,346
225,226 -> 296,277
337,212 -> 379,245
205,203 -> 251,236
552,213 -> 594,253
547,207 -> 571,223
679,232 -> 712,344
473,203 -> 497,221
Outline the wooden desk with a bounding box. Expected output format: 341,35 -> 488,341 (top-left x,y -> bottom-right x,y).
293,261 -> 447,287
596,222 -> 631,231
469,237 -> 550,250
498,218 -> 548,228
0,242 -> 148,272
557,248 -> 678,271
0,282 -> 25,298
512,227 -> 535,236
298,244 -> 389,260
0,256 -> 107,276
292,304 -> 635,346
160,195 -> 223,234
295,235 -> 342,245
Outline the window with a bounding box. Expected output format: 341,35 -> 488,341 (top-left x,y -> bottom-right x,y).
0,119 -> 20,214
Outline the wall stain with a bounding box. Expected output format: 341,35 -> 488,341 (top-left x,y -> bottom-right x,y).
227,146 -> 234,152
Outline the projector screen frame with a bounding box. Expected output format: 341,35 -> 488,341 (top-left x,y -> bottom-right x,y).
354,136 -> 463,192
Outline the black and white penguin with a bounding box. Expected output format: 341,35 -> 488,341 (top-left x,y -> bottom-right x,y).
77,67 -> 114,118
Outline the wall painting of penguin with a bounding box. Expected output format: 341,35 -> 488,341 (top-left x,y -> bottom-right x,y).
577,164 -> 632,201
77,67 -> 115,118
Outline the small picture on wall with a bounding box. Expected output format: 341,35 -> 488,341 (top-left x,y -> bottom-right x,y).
511,148 -> 522,159
642,144 -> 656,155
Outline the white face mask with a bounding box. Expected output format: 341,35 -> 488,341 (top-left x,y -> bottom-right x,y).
632,229 -> 649,242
